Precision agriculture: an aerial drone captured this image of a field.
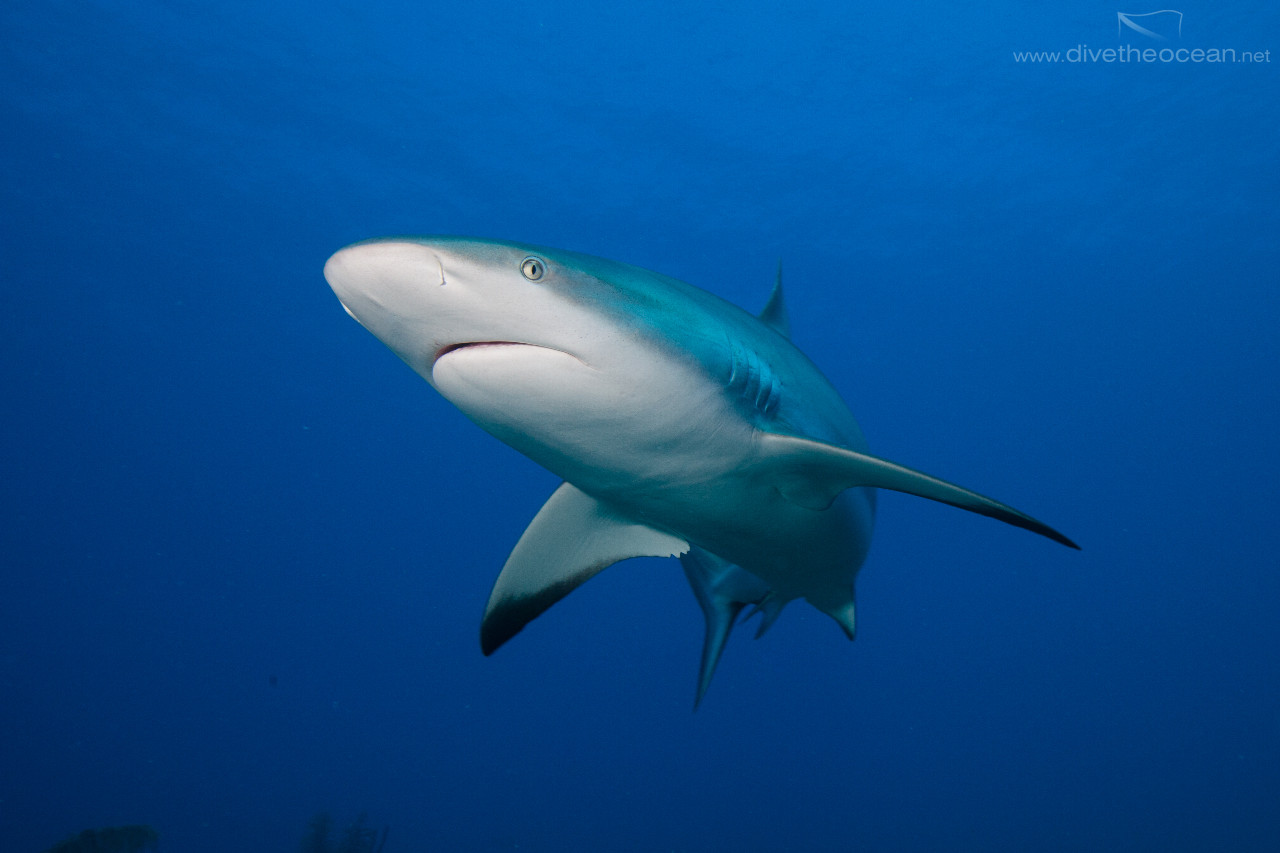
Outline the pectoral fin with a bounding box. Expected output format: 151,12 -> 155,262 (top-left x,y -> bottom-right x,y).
760,432 -> 1079,549
481,482 -> 689,655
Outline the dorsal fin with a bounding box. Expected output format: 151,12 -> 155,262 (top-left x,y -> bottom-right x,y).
758,261 -> 790,339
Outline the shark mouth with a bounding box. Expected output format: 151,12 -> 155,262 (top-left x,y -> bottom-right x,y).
433,341 -> 594,370
434,341 -> 529,363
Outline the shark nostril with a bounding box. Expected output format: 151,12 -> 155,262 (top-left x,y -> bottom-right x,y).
432,252 -> 446,287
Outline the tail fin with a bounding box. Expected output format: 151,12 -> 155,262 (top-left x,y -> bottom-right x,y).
679,547 -> 776,708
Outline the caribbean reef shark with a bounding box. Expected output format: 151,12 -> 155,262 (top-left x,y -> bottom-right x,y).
324,237 -> 1078,705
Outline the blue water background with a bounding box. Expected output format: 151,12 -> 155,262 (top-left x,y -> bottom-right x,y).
4,2 -> 1278,850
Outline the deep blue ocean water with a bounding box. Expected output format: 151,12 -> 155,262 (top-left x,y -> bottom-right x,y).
4,2 -> 1278,850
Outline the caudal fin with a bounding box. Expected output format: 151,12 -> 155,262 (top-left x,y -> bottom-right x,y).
680,547 -> 775,708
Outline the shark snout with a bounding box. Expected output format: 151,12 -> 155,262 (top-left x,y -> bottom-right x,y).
321,251 -> 355,323
324,240 -> 462,378
323,245 -> 367,317
324,241 -> 449,322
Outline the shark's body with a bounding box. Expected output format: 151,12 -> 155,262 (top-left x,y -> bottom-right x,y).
324,237 -> 1076,703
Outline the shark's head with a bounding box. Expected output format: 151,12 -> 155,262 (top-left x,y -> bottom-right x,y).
323,236 -> 723,486
325,237 -> 598,383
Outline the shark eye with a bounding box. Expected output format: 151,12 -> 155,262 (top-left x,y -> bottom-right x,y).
520,256 -> 545,281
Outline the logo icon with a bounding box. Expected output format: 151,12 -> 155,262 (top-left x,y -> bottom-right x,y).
1117,10 -> 1184,41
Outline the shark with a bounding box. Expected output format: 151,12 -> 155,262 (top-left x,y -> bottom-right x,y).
324,237 -> 1078,704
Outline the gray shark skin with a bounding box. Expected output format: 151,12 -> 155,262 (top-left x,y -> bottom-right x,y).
324,237 -> 1077,703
